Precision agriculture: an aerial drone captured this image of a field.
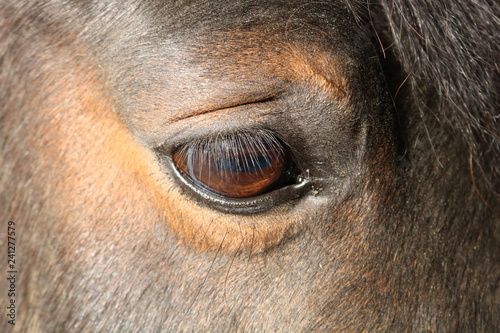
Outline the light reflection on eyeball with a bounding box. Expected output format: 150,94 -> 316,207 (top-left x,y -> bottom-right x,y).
172,130 -> 297,198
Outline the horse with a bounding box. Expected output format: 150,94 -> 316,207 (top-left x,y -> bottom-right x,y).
1,0 -> 498,331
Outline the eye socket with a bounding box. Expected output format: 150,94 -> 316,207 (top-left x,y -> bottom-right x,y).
172,130 -> 298,198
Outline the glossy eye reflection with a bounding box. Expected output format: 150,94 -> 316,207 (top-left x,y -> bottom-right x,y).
172,130 -> 297,198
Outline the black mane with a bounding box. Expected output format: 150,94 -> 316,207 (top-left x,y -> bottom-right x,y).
348,0 -> 499,202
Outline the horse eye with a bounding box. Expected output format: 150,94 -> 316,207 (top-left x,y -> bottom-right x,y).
172,131 -> 297,198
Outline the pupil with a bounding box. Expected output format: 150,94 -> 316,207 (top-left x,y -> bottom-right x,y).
216,155 -> 271,172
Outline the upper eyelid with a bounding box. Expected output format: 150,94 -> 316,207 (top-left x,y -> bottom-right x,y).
155,125 -> 288,155
151,111 -> 274,152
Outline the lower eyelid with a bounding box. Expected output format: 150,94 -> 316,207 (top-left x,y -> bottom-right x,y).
168,154 -> 313,214
154,172 -> 318,254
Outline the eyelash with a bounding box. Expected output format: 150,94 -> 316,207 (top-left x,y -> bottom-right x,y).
171,129 -> 299,198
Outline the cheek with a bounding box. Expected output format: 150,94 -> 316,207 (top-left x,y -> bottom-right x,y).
155,181 -> 308,254
25,65 -> 164,258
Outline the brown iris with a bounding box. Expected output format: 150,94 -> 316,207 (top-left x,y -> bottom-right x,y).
172,130 -> 295,198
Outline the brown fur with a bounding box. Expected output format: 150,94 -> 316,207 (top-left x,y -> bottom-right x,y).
1,0 -> 498,332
